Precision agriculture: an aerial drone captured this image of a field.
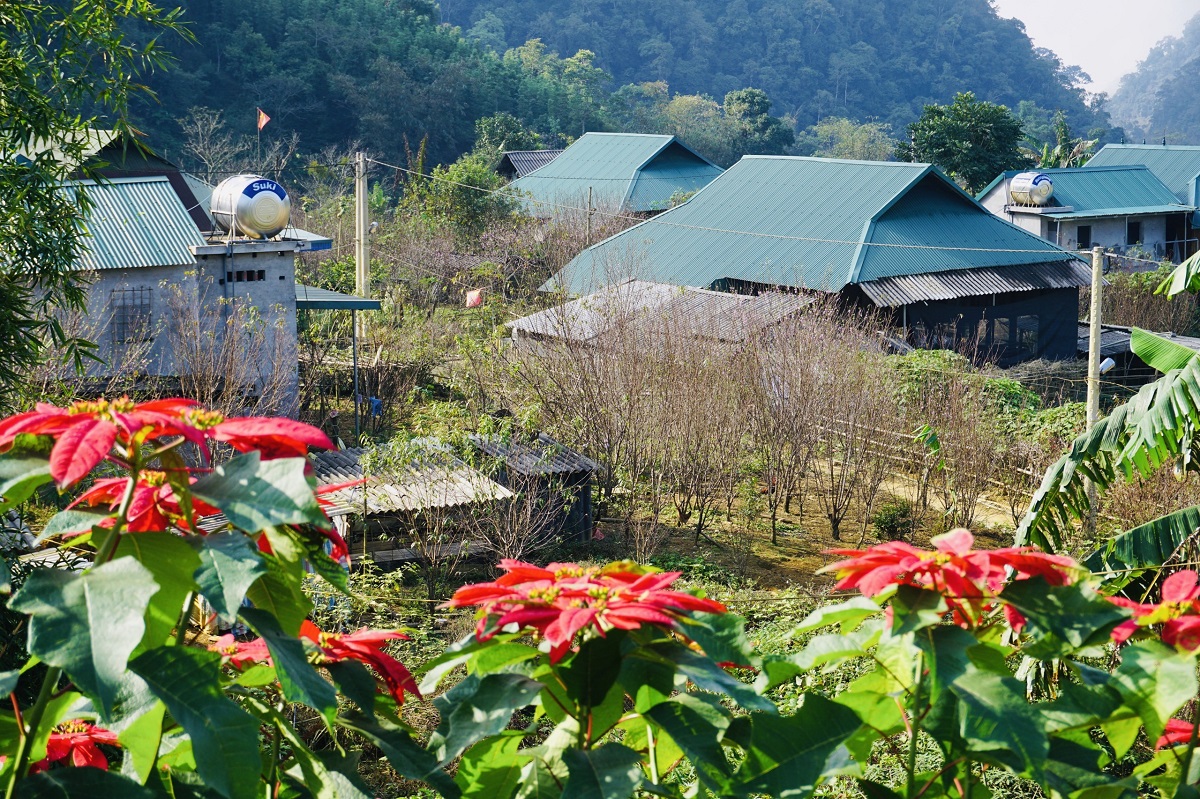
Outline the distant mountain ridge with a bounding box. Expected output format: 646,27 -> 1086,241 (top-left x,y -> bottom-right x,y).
442,0 -> 1108,136
1108,12 -> 1200,144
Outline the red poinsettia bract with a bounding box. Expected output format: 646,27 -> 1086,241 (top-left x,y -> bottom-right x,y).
446,559 -> 728,662
299,622 -> 419,705
208,417 -> 334,459
821,529 -> 1078,629
1110,570 -> 1200,651
29,720 -> 120,772
1157,719 -> 1197,750
210,634 -> 272,668
69,472 -> 219,533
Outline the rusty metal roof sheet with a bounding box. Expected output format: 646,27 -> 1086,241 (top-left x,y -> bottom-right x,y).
858,261 -> 1093,307
469,433 -> 600,476
310,446 -> 512,515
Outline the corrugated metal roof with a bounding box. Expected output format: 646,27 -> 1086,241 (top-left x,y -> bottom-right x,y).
469,433 -> 600,476
552,156 -> 1079,298
310,447 -> 512,515
1074,323 -> 1200,358
509,279 -> 812,342
14,129 -> 120,170
71,176 -> 204,271
860,261 -> 1092,306
498,149 -> 563,178
1086,145 -> 1200,204
295,285 -> 382,310
1046,204 -> 1191,220
977,165 -> 1185,215
507,133 -> 723,213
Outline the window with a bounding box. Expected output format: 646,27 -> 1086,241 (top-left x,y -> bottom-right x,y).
1127,219 -> 1142,246
1016,315 -> 1039,357
110,287 -> 152,344
1077,225 -> 1092,249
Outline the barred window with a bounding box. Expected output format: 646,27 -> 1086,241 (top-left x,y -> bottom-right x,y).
110,287 -> 153,344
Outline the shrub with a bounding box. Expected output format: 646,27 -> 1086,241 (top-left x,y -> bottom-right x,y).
871,499 -> 916,541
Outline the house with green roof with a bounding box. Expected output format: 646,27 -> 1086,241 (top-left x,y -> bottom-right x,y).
506,132 -> 723,215
547,156 -> 1090,366
977,165 -> 1196,261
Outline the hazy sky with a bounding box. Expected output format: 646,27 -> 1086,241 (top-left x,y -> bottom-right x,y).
991,0 -> 1197,94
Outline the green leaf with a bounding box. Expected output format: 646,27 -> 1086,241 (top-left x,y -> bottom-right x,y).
429,672 -> 542,764
0,668 -> 17,696
1086,505 -> 1200,573
13,768 -> 159,798
559,631 -> 625,707
9,556 -> 157,717
1155,250 -> 1200,297
950,668 -> 1048,774
1000,579 -> 1126,657
890,585 -> 948,634
1131,327 -> 1198,372
618,652 -> 678,714
240,607 -> 337,719
731,693 -> 861,798
190,532 -> 265,623
646,693 -> 733,792
37,509 -> 107,540
792,596 -> 882,635
1110,640 -> 1198,742
636,641 -> 775,713
130,647 -> 262,799
516,758 -> 564,799
115,533 -> 200,649
190,452 -> 326,533
789,622 -> 882,672
337,711 -> 461,798
0,552 -> 9,594
245,554 -> 312,636
254,699 -> 371,799
561,744 -> 644,799
0,454 -> 52,513
456,731 -> 532,798
325,660 -> 379,717
675,611 -> 760,667
118,701 -> 166,784
468,642 -> 541,676
1042,731 -> 1138,799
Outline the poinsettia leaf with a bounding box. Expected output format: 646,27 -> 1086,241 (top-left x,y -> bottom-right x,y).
13,767 -> 159,798
336,711 -> 461,798
950,667 -> 1049,775
190,531 -> 266,623
9,557 -> 157,718
789,622 -> 883,672
1000,578 -> 1126,657
731,693 -> 861,797
559,631 -> 625,708
115,533 -> 200,649
1130,327 -> 1198,373
561,744 -> 644,799
646,693 -> 734,792
1110,640 -> 1198,742
429,672 -> 542,764
455,731 -> 532,798
637,641 -> 775,713
325,661 -> 379,717
130,647 -> 262,799
190,452 -> 326,533
792,596 -> 883,635
0,453 -> 51,512
245,552 -> 312,636
0,668 -> 17,696
890,585 -> 949,634
37,509 -> 109,541
118,701 -> 166,785
676,610 -> 760,667
240,607 -> 337,719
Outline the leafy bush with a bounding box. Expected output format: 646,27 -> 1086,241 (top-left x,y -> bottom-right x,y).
871,499 -> 916,541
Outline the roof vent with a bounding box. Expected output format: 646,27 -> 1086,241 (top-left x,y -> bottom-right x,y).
211,175 -> 291,239
1009,172 -> 1054,206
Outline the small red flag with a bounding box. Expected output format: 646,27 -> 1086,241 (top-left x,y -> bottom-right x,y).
257,108 -> 271,131
465,289 -> 483,308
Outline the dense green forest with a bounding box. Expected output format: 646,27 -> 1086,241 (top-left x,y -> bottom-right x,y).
128,0 -> 1116,172
1107,11 -> 1200,145
443,0 -> 1111,138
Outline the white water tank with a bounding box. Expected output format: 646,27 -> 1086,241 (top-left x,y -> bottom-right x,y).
1008,172 -> 1054,206
211,175 -> 291,239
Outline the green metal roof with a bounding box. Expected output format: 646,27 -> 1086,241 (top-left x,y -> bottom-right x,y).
1045,205 -> 1191,220
72,176 -> 204,271
295,284 -> 382,310
1085,144 -> 1200,204
549,156 -> 1078,295
507,132 -> 723,214
977,165 -> 1185,215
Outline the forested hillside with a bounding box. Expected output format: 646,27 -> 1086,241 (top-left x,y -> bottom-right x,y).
442,0 -> 1109,137
1107,11 -> 1200,144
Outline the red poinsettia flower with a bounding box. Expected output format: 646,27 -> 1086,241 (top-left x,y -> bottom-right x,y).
821,529 -> 1078,629
1157,718 -> 1196,749
207,417 -> 334,460
29,720 -> 120,772
1110,570 -> 1200,650
446,559 -> 728,662
69,471 -> 218,533
300,622 -> 419,705
210,634 -> 272,668
0,397 -> 200,488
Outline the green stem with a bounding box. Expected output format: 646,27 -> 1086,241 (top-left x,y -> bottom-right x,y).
4,666 -> 61,799
906,649 -> 925,798
175,591 -> 197,646
1180,700 -> 1200,786
646,722 -> 660,785
266,718 -> 282,798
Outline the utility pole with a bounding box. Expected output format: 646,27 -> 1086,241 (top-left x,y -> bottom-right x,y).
353,152 -> 370,441
1085,245 -> 1103,534
585,186 -> 593,246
